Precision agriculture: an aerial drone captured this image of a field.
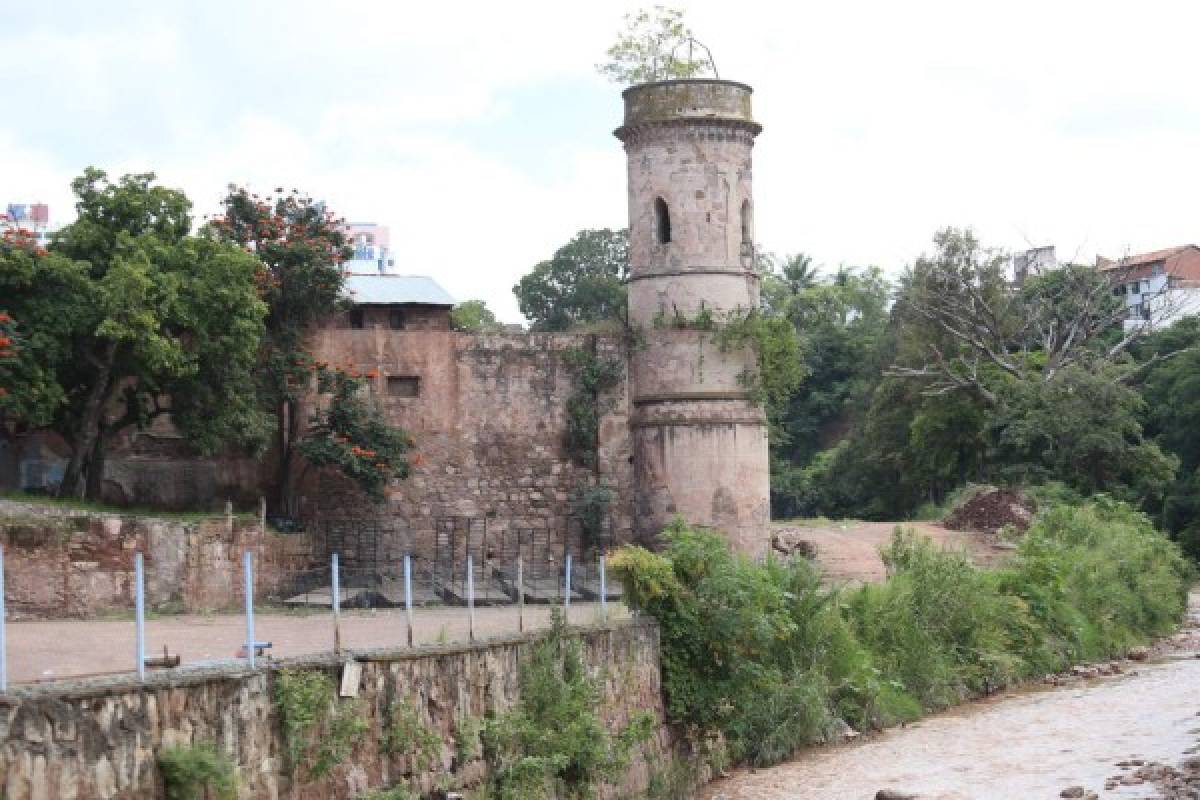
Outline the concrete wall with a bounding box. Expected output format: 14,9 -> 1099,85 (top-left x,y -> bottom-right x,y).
0,501 -> 314,619
304,331 -> 635,561
0,622 -> 673,800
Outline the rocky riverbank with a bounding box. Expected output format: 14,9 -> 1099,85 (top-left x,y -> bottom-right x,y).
704,591 -> 1200,800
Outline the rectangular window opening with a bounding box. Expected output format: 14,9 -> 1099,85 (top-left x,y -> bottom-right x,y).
387,376 -> 420,398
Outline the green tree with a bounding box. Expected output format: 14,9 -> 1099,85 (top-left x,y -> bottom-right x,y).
1,169 -> 268,499
513,229 -> 628,332
759,261 -> 890,517
1133,316 -> 1200,558
596,6 -> 715,85
297,368 -> 412,501
450,299 -> 503,333
210,186 -> 351,514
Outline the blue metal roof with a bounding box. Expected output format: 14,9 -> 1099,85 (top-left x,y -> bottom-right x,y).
343,273 -> 456,307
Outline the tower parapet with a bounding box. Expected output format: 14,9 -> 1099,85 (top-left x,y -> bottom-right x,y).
616,78 -> 769,555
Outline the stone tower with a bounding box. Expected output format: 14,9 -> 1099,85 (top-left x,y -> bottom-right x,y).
615,79 -> 769,555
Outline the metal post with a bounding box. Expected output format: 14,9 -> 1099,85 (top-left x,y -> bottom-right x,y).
332,552 -> 341,653
1,545 -> 8,693
243,550 -> 256,668
467,554 -> 476,643
516,556 -> 525,634
135,552 -> 146,681
564,553 -> 572,613
404,553 -> 414,647
599,553 -> 608,623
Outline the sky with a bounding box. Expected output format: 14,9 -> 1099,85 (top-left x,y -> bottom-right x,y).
3,0 -> 1200,322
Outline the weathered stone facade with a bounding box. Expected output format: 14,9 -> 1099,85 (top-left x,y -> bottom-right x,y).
0,621 -> 672,799
617,79 -> 771,555
0,501 -> 313,619
303,331 -> 634,562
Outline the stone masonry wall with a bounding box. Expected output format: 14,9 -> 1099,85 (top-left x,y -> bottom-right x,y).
0,501 -> 316,619
303,331 -> 635,563
0,621 -> 673,800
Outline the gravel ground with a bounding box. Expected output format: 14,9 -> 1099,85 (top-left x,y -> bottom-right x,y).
7,602 -> 628,684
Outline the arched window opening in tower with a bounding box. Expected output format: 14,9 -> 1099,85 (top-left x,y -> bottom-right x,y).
740,199 -> 753,244
655,197 -> 672,244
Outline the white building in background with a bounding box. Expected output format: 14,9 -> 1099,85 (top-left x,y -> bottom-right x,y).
1099,245 -> 1200,331
3,202 -> 53,248
1012,245 -> 1058,286
342,222 -> 394,274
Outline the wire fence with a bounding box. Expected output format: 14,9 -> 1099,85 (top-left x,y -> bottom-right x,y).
0,543 -> 626,688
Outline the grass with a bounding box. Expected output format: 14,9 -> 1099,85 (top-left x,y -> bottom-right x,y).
771,516 -> 863,528
0,490 -> 282,530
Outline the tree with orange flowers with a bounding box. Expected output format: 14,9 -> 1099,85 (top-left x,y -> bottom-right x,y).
209,186 -> 355,514
297,367 -> 412,501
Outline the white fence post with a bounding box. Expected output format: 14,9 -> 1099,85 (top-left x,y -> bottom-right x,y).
1,544 -> 8,692
517,556 -> 525,634
564,553 -> 572,613
404,553 -> 414,647
243,551 -> 256,668
467,554 -> 476,643
332,552 -> 341,653
600,553 -> 608,623
135,552 -> 146,681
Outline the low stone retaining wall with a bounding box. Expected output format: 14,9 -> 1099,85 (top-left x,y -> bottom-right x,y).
0,620 -> 671,799
0,500 -> 314,618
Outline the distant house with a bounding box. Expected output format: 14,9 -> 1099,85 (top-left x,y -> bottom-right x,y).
1098,245 -> 1200,331
333,273 -> 456,331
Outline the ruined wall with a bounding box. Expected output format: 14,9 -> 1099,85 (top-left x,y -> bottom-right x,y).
304,331 -> 635,562
0,502 -> 315,619
0,621 -> 673,800
0,429 -> 264,513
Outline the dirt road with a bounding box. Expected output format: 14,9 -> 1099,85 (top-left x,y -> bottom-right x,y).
772,519 -> 1011,583
6,602 -> 625,685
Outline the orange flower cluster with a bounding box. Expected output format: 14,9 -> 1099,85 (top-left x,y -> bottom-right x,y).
1,227 -> 45,256
349,445 -> 377,459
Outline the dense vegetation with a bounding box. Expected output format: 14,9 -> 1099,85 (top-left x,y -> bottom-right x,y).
759,232 -> 1199,562
0,171 -> 411,512
611,508 -> 1191,768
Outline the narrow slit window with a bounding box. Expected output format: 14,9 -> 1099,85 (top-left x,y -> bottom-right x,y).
349,307 -> 365,329
740,199 -> 753,244
389,308 -> 407,330
654,197 -> 671,244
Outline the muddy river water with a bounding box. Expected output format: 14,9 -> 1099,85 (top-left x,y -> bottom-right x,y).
703,595 -> 1200,800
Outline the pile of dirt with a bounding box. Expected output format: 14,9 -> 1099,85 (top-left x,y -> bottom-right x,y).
943,487 -> 1035,535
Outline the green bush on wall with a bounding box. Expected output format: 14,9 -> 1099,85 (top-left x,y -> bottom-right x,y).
158,742 -> 237,800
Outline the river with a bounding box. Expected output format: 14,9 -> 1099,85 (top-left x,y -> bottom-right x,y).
702,593 -> 1200,800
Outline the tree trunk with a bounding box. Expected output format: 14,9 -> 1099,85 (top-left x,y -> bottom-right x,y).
58,340 -> 117,498
84,432 -> 107,502
275,397 -> 302,518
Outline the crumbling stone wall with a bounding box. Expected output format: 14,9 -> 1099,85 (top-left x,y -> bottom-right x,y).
0,621 -> 672,800
303,331 -> 635,562
0,502 -> 315,619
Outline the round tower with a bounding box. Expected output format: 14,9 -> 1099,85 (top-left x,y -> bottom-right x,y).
615,79 -> 769,555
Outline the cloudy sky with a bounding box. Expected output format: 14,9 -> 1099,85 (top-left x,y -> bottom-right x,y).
3,0 -> 1198,321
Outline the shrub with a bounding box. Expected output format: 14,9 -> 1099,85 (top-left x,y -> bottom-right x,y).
480,609 -> 654,799
158,742 -> 237,800
612,505 -> 1190,769
272,668 -> 367,779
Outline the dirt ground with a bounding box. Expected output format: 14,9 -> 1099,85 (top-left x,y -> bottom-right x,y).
7,602 -> 626,685
6,520 -> 1003,685
773,519 -> 1013,584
